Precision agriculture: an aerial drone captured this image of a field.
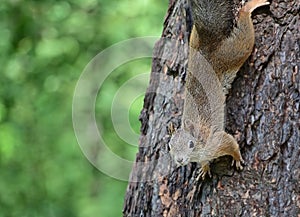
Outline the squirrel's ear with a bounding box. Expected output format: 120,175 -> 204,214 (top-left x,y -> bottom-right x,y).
184,119 -> 196,137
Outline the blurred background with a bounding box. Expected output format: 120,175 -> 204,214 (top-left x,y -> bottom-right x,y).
0,0 -> 166,216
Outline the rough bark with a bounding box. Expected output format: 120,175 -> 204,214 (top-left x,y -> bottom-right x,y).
123,0 -> 300,216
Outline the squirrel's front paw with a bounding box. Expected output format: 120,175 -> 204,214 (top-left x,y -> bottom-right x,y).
232,158 -> 244,170
196,163 -> 211,180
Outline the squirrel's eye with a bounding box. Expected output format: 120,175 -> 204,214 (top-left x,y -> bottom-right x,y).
188,140 -> 194,149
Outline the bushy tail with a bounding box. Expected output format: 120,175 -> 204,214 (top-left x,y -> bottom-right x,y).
190,0 -> 234,47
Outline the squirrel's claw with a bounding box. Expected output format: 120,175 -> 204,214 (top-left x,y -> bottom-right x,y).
196,163 -> 211,180
232,159 -> 244,170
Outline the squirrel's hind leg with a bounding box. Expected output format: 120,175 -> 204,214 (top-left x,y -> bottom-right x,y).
242,0 -> 270,14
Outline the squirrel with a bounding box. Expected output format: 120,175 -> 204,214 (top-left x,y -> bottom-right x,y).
169,0 -> 269,179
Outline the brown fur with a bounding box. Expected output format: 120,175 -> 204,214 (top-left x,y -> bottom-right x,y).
169,0 -> 269,179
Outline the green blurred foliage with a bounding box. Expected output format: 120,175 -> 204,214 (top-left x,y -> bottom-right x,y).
0,0 -> 167,216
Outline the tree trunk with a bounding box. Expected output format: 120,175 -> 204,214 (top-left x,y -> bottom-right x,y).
123,0 -> 300,216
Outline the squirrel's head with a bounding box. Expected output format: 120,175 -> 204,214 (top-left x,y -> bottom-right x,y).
169,129 -> 196,166
168,120 -> 197,166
